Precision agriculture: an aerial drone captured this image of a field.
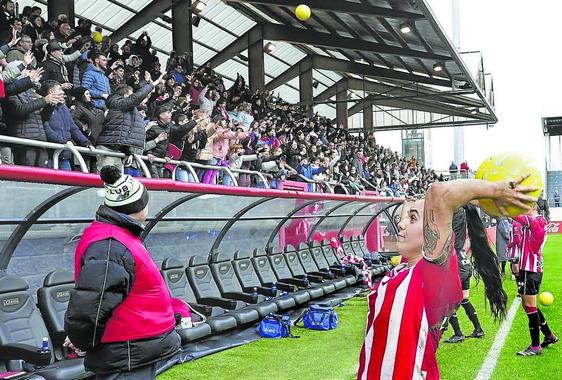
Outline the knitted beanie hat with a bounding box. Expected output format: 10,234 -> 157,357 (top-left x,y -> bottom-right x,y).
100,166 -> 149,215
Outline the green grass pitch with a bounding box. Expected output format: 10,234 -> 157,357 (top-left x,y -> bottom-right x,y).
159,235 -> 561,380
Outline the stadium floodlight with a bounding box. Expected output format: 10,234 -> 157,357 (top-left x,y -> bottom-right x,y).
192,0 -> 207,14
399,23 -> 412,34
192,15 -> 202,28
264,42 -> 276,53
433,62 -> 443,72
470,108 -> 478,115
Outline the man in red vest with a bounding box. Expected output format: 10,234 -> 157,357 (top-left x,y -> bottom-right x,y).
64,166 -> 180,379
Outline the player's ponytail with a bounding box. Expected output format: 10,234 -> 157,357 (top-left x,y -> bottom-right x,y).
464,203 -> 508,321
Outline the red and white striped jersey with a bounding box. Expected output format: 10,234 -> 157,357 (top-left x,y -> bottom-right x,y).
514,214 -> 547,273
357,253 -> 462,380
507,220 -> 523,261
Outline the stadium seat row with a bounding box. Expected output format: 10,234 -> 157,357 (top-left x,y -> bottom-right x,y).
0,238 -> 390,380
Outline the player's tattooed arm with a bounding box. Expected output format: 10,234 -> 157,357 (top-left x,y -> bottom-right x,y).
423,204 -> 453,266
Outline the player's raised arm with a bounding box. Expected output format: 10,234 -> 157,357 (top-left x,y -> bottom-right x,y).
423,178 -> 538,264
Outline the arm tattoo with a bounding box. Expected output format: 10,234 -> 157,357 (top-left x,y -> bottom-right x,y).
423,208 -> 453,265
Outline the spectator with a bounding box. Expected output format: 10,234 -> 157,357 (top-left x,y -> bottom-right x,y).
0,0 -> 15,44
297,156 -> 325,192
95,72 -> 162,171
39,41 -> 74,87
82,51 -> 111,109
199,85 -> 219,114
64,166 -> 181,379
6,34 -> 36,68
554,190 -> 560,207
3,71 -> 64,167
54,22 -> 73,44
39,80 -> 92,170
237,102 -> 254,132
460,160 -> 469,175
496,217 -> 511,277
70,86 -> 105,145
22,14 -> 43,43
144,104 -> 187,178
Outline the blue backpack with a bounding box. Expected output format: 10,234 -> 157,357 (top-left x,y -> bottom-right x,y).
298,304 -> 338,331
258,314 -> 297,339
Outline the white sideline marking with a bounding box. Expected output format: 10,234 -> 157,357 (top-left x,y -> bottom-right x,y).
474,297 -> 521,380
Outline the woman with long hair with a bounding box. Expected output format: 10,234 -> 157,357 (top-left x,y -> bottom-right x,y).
358,177 -> 537,380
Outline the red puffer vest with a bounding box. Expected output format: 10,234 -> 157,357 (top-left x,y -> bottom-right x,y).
74,221 -> 175,343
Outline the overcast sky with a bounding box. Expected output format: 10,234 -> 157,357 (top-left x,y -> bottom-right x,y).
376,0 -> 560,173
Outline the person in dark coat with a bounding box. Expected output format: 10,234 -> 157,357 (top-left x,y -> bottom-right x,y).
64,166 -> 181,379
496,217 -> 511,277
144,104 -> 193,178
2,75 -> 64,167
0,0 -> 15,44
95,72 -> 164,172
70,86 -> 105,144
39,80 -> 92,170
40,41 -> 73,88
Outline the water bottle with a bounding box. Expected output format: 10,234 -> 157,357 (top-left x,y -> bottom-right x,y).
341,264 -> 345,274
303,275 -> 309,286
38,337 -> 49,353
252,287 -> 258,298
271,281 -> 277,297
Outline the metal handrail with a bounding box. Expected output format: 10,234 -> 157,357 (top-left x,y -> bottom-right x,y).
0,135 -> 272,188
283,163 -> 349,194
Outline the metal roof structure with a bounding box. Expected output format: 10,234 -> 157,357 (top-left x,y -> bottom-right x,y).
23,0 -> 497,130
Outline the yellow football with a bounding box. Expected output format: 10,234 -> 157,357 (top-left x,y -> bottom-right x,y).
475,152 -> 542,217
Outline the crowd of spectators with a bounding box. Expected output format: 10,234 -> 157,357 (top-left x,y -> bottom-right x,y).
0,1 -> 439,195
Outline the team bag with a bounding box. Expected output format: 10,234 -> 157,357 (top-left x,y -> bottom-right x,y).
297,304 -> 338,331
258,314 -> 298,339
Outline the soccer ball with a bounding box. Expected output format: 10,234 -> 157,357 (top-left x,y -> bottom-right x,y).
91,31 -> 103,44
475,152 -> 542,217
295,4 -> 311,21
539,292 -> 554,306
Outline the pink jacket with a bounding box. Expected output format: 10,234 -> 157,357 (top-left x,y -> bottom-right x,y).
212,130 -> 247,160
74,221 -> 175,343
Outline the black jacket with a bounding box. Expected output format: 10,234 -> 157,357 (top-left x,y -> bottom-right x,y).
64,206 -> 180,374
39,56 -> 68,84
145,120 -> 194,158
96,83 -> 154,149
2,88 -> 48,141
71,101 -> 106,144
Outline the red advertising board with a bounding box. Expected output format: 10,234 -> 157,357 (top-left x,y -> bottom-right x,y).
547,222 -> 562,234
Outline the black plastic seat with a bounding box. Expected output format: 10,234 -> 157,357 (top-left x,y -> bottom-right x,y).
187,256 -> 260,326
309,241 -> 356,285
161,258 -> 236,335
284,246 -> 336,295
268,251 -> 324,300
320,240 -> 361,283
210,252 -> 277,318
296,244 -> 347,291
251,250 -> 311,305
0,275 -> 85,380
232,250 -> 296,311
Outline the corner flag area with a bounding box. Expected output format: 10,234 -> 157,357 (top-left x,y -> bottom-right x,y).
159,236 -> 562,380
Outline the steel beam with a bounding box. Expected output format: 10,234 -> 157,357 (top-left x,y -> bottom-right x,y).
336,80 -> 349,129
110,0 -> 173,43
264,56 -> 312,91
172,0 -> 194,69
226,0 -> 424,20
262,24 -> 450,61
363,102 -> 374,131
311,56 -> 451,87
248,27 -> 265,92
47,0 -> 75,25
300,64 -> 314,117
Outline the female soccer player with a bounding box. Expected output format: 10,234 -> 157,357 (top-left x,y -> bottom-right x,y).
513,207 -> 558,356
357,177 -> 537,380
